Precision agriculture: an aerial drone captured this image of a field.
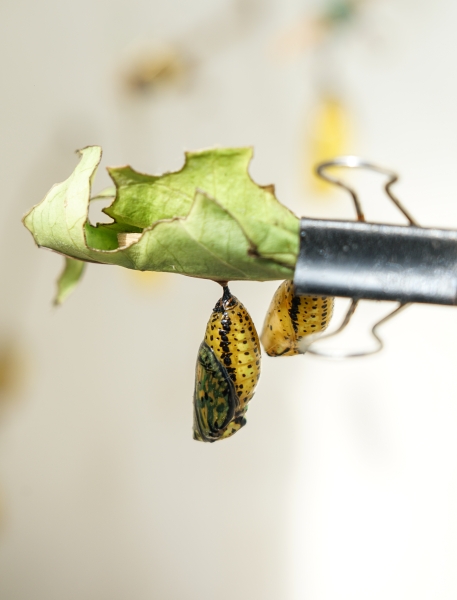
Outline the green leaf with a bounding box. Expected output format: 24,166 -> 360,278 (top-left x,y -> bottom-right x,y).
121,190 -> 294,280
23,146 -> 300,286
106,147 -> 299,266
54,257 -> 86,306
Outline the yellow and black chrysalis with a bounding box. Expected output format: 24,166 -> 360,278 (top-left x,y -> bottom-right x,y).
193,286 -> 261,442
261,280 -> 334,356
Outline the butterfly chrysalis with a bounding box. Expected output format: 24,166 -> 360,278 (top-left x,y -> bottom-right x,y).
261,280 -> 334,356
193,286 -> 261,442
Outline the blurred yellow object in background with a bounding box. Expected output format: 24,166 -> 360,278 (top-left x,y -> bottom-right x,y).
0,337 -> 27,527
307,95 -> 352,194
124,269 -> 175,293
0,337 -> 26,409
122,44 -> 189,95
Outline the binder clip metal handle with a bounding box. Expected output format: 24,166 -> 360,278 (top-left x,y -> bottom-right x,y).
295,219 -> 457,306
293,156 -> 457,358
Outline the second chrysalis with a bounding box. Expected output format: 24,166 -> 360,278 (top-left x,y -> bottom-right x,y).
193,286 -> 261,443
261,280 -> 334,356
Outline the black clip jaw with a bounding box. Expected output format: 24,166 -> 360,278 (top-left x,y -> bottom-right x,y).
292,156 -> 457,358
294,218 -> 457,306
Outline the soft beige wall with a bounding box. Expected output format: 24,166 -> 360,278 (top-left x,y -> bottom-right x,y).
1,1 -> 457,599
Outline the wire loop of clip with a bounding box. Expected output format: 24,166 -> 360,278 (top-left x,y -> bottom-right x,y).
299,300 -> 409,359
294,155 -> 456,359
315,156 -> 418,225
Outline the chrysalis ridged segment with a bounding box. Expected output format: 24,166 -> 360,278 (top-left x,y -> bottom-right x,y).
193,286 -> 261,442
261,280 -> 334,356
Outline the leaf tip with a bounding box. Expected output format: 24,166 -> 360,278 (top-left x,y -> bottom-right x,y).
54,257 -> 86,306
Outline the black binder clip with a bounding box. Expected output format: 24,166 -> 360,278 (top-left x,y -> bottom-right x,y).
294,156 -> 457,358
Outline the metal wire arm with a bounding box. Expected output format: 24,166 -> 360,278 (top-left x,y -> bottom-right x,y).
294,156 -> 457,358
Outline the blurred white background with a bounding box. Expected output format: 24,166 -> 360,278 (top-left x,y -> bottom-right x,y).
2,0 -> 457,598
